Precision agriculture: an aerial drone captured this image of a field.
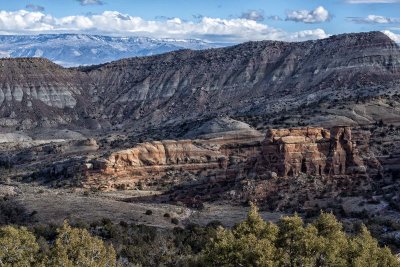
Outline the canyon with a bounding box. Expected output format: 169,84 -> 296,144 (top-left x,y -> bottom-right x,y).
0,31 -> 400,253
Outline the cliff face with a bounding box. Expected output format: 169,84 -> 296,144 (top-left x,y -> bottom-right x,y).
84,133 -> 263,190
59,126 -> 378,190
0,58 -> 94,129
0,32 -> 399,130
256,127 -> 374,178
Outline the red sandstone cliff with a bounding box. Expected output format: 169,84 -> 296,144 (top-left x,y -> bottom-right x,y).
255,126 -> 374,178
75,126 -> 379,190
84,133 -> 263,190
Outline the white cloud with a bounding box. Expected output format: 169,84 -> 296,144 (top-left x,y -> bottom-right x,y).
284,29 -> 328,41
0,10 -> 329,42
348,15 -> 400,23
383,30 -> 400,42
286,6 -> 331,23
240,10 -> 264,22
0,10 -> 55,32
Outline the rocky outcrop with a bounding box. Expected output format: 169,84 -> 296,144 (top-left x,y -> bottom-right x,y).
256,126 -> 377,177
67,126 -> 379,190
21,126 -> 380,190
85,132 -> 263,190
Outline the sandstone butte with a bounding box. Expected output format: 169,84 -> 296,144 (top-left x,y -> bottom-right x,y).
49,126 -> 380,191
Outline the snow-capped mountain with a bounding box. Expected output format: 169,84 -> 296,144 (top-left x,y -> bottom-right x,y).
0,34 -> 225,67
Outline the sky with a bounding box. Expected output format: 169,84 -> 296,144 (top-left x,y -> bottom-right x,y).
0,0 -> 399,43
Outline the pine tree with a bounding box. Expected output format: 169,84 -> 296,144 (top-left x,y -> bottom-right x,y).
233,202 -> 278,240
349,225 -> 400,267
275,214 -> 320,267
48,220 -> 117,267
312,212 -> 348,266
0,225 -> 40,267
201,205 -> 400,267
202,203 -> 277,266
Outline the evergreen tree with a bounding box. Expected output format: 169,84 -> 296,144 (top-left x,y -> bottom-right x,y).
48,221 -> 117,267
275,214 -> 320,267
202,203 -> 277,266
349,225 -> 399,267
0,225 -> 40,267
201,208 -> 400,267
312,212 -> 348,266
233,202 -> 278,240
1,208 -> 399,267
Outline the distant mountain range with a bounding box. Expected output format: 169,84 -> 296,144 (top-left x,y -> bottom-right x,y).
0,34 -> 225,67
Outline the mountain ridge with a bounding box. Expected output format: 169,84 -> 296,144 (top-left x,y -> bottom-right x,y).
0,31 -> 399,133
0,33 -> 225,67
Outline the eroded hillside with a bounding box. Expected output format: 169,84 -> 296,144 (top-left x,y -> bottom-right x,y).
0,31 -> 399,133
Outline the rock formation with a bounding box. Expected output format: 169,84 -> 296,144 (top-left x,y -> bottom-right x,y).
85,132 -> 263,190
35,126 -> 377,190
256,126 -> 374,178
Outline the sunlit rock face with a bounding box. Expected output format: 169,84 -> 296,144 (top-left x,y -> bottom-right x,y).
84,132 -> 264,190
37,126 -> 377,191
257,126 -> 378,177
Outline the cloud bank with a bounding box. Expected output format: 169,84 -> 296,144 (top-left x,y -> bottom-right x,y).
0,10 -> 329,42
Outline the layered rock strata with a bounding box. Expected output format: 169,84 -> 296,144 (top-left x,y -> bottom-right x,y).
1,32 -> 399,130
256,126 -> 373,177
68,126 -> 378,190
84,133 -> 263,190
27,126 -> 379,190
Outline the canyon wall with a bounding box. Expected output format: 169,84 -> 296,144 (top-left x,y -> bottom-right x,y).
84,133 -> 263,190
255,126 -> 372,177
25,126 -> 380,190
71,126 -> 379,190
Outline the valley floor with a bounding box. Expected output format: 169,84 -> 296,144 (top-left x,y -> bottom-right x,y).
2,182 -> 284,228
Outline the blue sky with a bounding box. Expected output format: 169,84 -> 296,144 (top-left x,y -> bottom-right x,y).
0,0 -> 399,42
